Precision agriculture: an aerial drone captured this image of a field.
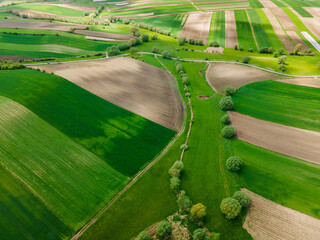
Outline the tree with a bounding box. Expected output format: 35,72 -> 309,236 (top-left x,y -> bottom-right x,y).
219,96 -> 234,111
157,220 -> 172,239
220,197 -> 241,219
242,56 -> 251,64
294,43 -> 302,55
162,50 -> 172,59
210,232 -> 220,240
172,161 -> 184,170
221,126 -> 235,138
142,34 -> 150,42
123,19 -> 130,24
179,37 -> 186,46
170,177 -> 181,193
226,156 -> 243,172
221,114 -> 230,124
106,45 -> 120,56
152,46 -> 160,53
130,27 -> 139,35
234,45 -> 238,50
268,47 -> 274,53
177,191 -> 193,213
193,228 -> 210,240
168,167 -> 180,178
129,47 -> 138,54
224,86 -> 235,96
278,55 -> 287,71
137,231 -> 151,240
180,144 -> 188,150
233,191 -> 250,207
151,33 -> 158,40
190,203 -> 206,226
278,48 -> 285,55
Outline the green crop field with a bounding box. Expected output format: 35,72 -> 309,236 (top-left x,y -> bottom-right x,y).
0,70 -> 175,177
1,4 -> 85,17
208,11 -> 225,47
233,80 -> 320,132
270,0 -> 320,7
0,96 -> 127,234
235,10 -> 258,51
292,6 -> 313,17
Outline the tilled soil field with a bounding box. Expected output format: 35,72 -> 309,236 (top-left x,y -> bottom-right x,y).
35,57 -> 185,131
277,77 -> 320,88
225,10 -> 238,48
286,31 -> 309,52
243,188 -> 320,240
271,7 -> 298,31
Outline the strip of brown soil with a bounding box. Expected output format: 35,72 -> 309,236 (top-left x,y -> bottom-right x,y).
74,30 -> 133,40
225,10 -> 238,48
286,31 -> 309,51
242,188 -> 320,240
277,77 -> 320,88
0,20 -> 87,31
271,7 -> 298,31
85,36 -> 123,42
262,8 -> 294,52
257,0 -> 277,8
178,12 -> 212,45
35,57 -> 184,131
0,55 -> 39,61
206,63 -> 282,94
303,7 -> 320,19
229,111 -> 320,165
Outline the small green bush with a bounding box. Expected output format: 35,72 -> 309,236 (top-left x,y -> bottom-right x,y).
168,167 -> 180,178
177,190 -> 193,213
224,86 -> 235,96
152,46 -> 160,53
179,37 -> 186,46
219,96 -> 234,111
157,220 -> 172,238
221,114 -> 230,124
142,34 -> 150,42
193,228 -> 210,240
242,56 -> 251,64
137,231 -> 151,240
180,144 -> 188,150
232,191 -> 250,207
162,51 -> 172,59
226,156 -> 243,172
151,33 -> 158,40
221,126 -> 235,138
170,177 -> 181,193
278,48 -> 285,55
220,197 -> 241,219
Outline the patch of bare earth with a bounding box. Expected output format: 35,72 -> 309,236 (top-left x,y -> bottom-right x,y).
0,20 -> 87,31
206,63 -> 282,94
257,0 -> 277,8
225,10 -> 238,48
178,12 -> 212,45
277,78 -> 320,88
229,111 -> 320,165
270,7 -> 298,31
286,31 -> 309,51
242,188 -> 320,240
35,57 -> 184,131
303,7 -> 320,19
75,29 -> 133,40
262,8 -> 294,52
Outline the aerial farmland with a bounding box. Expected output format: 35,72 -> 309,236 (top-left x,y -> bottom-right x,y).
0,0 -> 319,239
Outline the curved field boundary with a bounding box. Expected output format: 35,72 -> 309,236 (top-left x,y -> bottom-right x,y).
229,111 -> 320,165
242,188 -> 320,240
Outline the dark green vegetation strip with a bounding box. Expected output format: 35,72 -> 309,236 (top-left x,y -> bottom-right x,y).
208,11 -> 225,47
0,49 -> 73,58
292,6 -> 313,17
234,10 -> 257,51
0,164 -> 71,240
0,70 -> 174,176
0,96 -> 127,232
248,0 -> 264,8
247,9 -> 284,50
270,0 -> 320,7
233,139 -> 320,219
233,81 -> 320,132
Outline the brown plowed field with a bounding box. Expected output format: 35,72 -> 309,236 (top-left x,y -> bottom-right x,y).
271,7 -> 298,31
178,12 -> 212,45
35,57 -> 185,131
286,31 -> 309,51
229,111 -> 320,165
206,63 -> 282,93
277,78 -> 320,88
257,0 -> 277,8
0,20 -> 87,31
225,10 -> 238,48
262,8 -> 294,52
242,188 -> 320,240
74,30 -> 133,40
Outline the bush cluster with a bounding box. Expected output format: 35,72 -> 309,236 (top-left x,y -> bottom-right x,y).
129,21 -> 171,36
209,41 -> 220,47
0,61 -> 26,70
220,114 -> 230,124
156,220 -> 172,238
177,190 -> 193,213
188,38 -> 203,46
220,191 -> 250,219
242,56 -> 251,64
161,50 -> 172,59
259,47 -> 274,54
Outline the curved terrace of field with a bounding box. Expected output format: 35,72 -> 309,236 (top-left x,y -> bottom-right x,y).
242,188 -> 320,240
229,111 -> 320,165
206,63 -> 282,93
36,57 -> 185,131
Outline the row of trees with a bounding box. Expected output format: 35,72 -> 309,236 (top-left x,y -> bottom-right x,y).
126,20 -> 171,36
178,37 -> 204,46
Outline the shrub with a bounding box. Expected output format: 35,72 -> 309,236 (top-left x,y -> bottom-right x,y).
210,41 -> 219,47
152,46 -> 160,53
273,52 -> 278,58
106,45 -> 120,56
210,232 -> 220,240
123,19 -> 130,24
182,76 -> 189,85
130,27 -> 139,35
130,47 -> 138,54
221,114 -> 230,124
193,228 -> 210,240
278,48 -> 285,55
268,47 -> 274,53
168,167 -> 180,178
162,51 -> 172,59
204,56 -> 209,60
226,156 -> 243,172
157,220 -> 172,238
278,55 -> 287,65
234,45 -> 238,50
176,64 -> 183,72
232,191 -> 250,207
180,144 -> 188,150
170,177 -> 181,193
177,191 -> 193,213
172,161 -> 184,171
259,47 -> 269,53
224,86 -> 235,96
221,126 -> 235,138
248,48 -> 254,53
220,197 -> 241,219
219,96 -> 234,111
151,33 -> 158,40
239,46 -> 244,51
137,231 -> 151,240
190,203 -> 206,226
242,56 -> 251,64
179,37 -> 186,46
141,34 -> 150,42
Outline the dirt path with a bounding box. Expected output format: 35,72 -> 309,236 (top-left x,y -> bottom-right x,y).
225,10 -> 238,48
229,111 -> 320,165
257,0 -> 277,8
243,188 -> 320,240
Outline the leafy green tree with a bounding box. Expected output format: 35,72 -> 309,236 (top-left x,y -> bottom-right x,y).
168,167 -> 180,178
172,161 -> 184,170
130,27 -> 139,35
210,232 -> 220,240
242,56 -> 251,64
193,228 -> 210,240
294,43 -> 302,55
190,203 -> 206,226
137,231 -> 151,240
157,220 -> 172,239
226,156 -> 243,172
224,86 -> 235,96
233,191 -> 250,207
151,34 -> 158,40
162,51 -> 172,59
219,96 -> 234,111
170,177 -> 181,193
180,144 -> 188,150
152,46 -> 160,53
221,114 -> 230,124
220,197 -> 241,219
278,48 -> 285,55
177,190 -> 193,213
221,126 -> 235,138
142,34 -> 150,42
179,37 -> 186,46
